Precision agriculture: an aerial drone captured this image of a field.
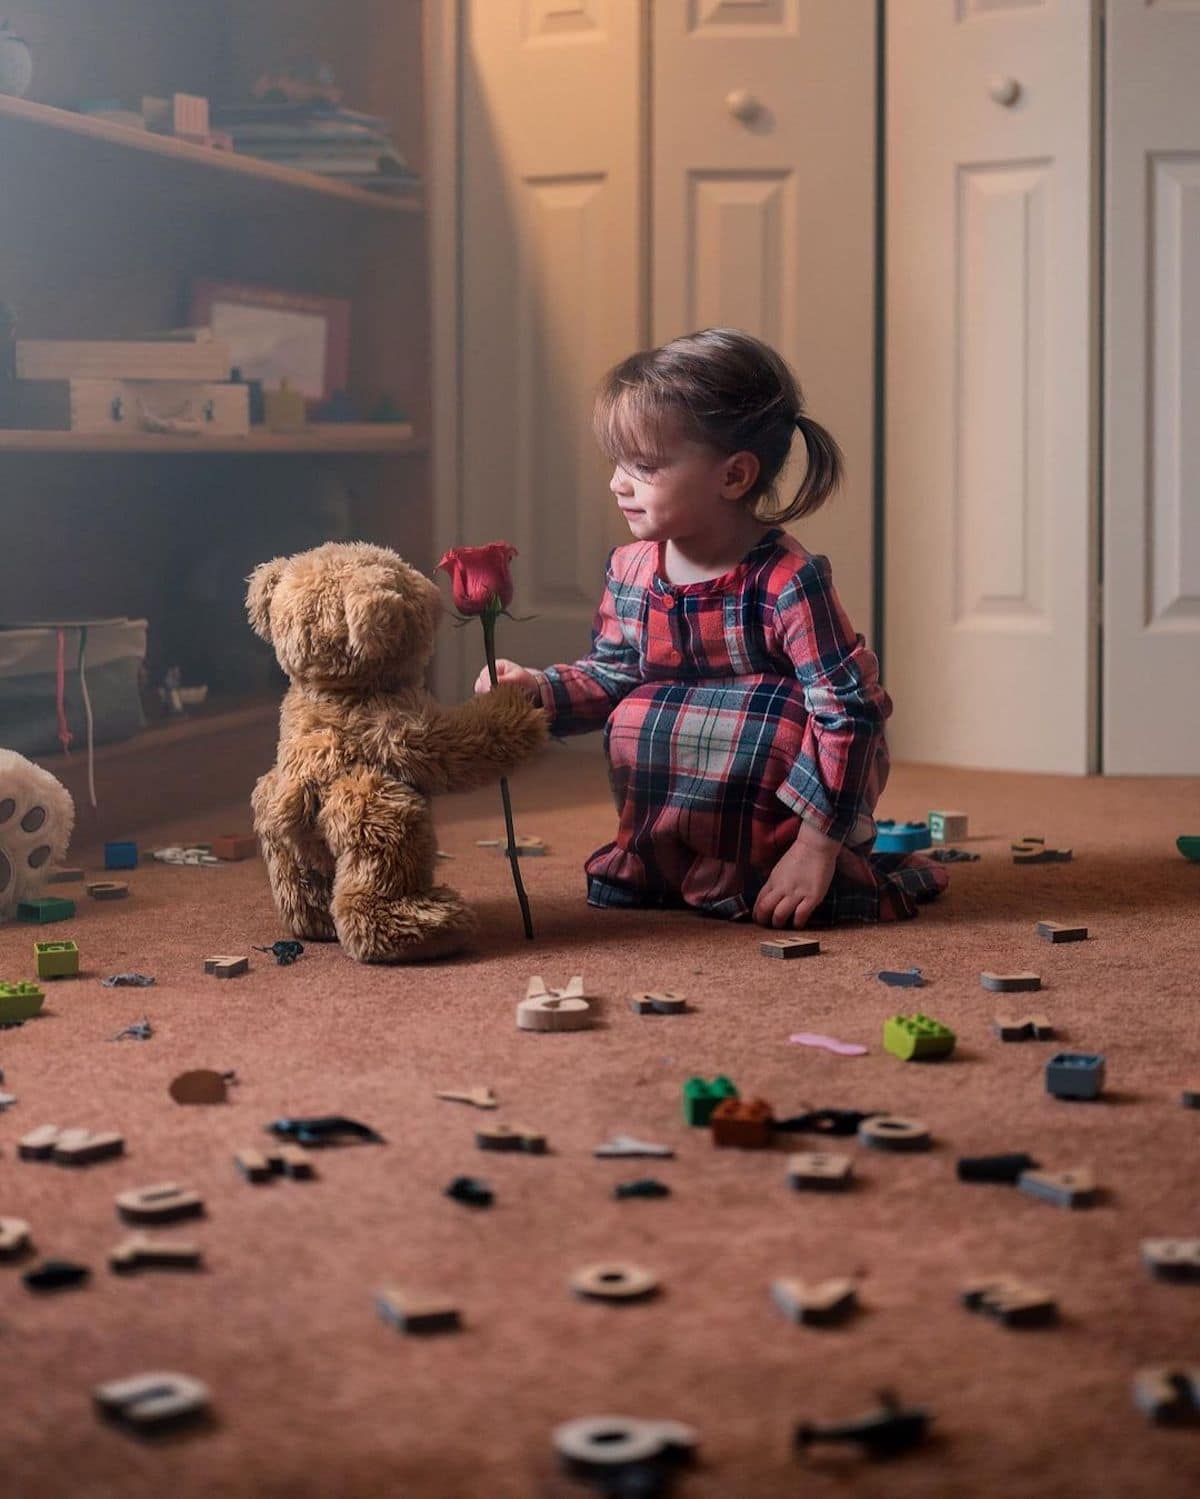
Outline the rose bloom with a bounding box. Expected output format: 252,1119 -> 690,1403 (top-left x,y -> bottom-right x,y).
436,542 -> 518,615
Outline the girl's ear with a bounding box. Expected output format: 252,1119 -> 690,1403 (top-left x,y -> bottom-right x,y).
246,556 -> 288,642
721,450 -> 761,500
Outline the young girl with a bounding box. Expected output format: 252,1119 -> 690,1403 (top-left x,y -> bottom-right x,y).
475,328 -> 947,928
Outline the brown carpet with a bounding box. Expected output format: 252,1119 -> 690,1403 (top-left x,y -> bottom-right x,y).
2,743 -> 1199,1499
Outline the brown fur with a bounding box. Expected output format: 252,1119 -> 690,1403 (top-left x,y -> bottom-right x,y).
246,541 -> 548,963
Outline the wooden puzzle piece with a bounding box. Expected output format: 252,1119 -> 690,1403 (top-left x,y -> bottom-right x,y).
52,1128 -> 125,1166
18,1124 -> 61,1160
787,1153 -> 854,1190
234,1146 -> 315,1183
86,882 -> 128,900
710,1097 -> 774,1148
475,1122 -> 547,1154
760,937 -> 821,959
629,991 -> 688,1014
957,1153 -> 1038,1184
1141,1239 -> 1200,1282
593,1134 -> 675,1159
981,971 -> 1042,993
517,975 -> 592,1031
771,1277 -> 858,1326
1014,845 -> 1073,864
0,1216 -> 32,1258
203,955 -> 248,978
883,1014 -> 955,1061
570,1262 -> 659,1302
47,867 -> 84,884
93,1370 -> 210,1431
1036,920 -> 1087,942
116,1183 -> 204,1224
376,1286 -> 461,1334
1132,1367 -> 1200,1425
992,1014 -> 1056,1042
109,1234 -> 203,1273
961,1275 -> 1058,1327
0,1091 -> 17,1110
434,1086 -> 498,1109
1017,1166 -> 1097,1209
553,1416 -> 698,1471
858,1115 -> 932,1151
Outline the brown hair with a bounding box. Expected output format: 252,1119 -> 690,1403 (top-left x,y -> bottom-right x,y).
592,327 -> 843,524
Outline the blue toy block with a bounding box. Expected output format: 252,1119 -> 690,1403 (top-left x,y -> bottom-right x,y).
1045,1052 -> 1106,1101
873,819 -> 932,854
104,841 -> 138,870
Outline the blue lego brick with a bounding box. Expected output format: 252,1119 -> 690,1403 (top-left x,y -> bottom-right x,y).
104,841 -> 138,870
873,819 -> 932,854
1045,1052 -> 1106,1101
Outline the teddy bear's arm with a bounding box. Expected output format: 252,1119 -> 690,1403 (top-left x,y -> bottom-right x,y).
379,685 -> 548,795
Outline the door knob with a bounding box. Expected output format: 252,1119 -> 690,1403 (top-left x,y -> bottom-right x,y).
988,76 -> 1021,107
726,89 -> 761,123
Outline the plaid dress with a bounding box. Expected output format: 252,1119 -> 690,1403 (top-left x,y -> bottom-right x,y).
530,528 -> 948,924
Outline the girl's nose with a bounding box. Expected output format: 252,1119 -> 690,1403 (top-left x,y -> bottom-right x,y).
610,467 -> 632,496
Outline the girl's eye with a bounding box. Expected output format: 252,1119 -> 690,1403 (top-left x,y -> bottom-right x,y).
632,461 -> 658,477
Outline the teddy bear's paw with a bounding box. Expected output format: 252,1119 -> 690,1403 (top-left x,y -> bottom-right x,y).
333,886 -> 477,964
0,752 -> 74,919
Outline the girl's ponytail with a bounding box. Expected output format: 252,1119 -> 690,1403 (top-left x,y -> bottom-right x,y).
786,412 -> 844,521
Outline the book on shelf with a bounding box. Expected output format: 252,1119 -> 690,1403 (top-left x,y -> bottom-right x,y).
15,331 -> 233,383
210,100 -> 420,192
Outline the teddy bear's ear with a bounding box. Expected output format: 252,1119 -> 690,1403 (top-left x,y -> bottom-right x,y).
344,566 -> 440,663
245,557 -> 288,643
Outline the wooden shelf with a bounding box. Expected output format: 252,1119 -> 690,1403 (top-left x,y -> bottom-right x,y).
0,425 -> 426,455
0,94 -> 423,216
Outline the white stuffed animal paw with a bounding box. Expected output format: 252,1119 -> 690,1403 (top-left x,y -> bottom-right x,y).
0,749 -> 74,920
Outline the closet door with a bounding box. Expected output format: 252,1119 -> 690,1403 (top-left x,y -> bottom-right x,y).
1104,0 -> 1200,773
652,1 -> 877,635
886,1 -> 1100,772
455,1 -> 644,689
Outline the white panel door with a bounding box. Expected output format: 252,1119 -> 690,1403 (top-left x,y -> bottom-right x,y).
886,0 -> 1099,772
652,0 -> 877,636
456,1 -> 644,692
1104,0 -> 1200,773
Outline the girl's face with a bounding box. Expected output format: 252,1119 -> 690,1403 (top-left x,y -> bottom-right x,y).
609,432 -> 753,544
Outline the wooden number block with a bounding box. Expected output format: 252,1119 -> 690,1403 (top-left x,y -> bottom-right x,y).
234,1149 -> 272,1183
961,1275 -> 1058,1327
771,1277 -> 858,1326
981,971 -> 1042,993
86,882 -> 129,900
52,1128 -> 125,1166
116,1183 -> 204,1224
517,975 -> 592,1031
858,1115 -> 932,1151
760,937 -> 821,960
109,1234 -> 203,1274
210,834 -> 258,861
992,1014 -> 1056,1042
0,1216 -> 32,1259
204,955 -> 248,978
553,1415 -> 698,1471
928,810 -> 968,844
434,1086 -> 498,1109
710,1097 -> 774,1148
93,1370 -> 210,1431
629,991 -> 688,1015
593,1134 -> 675,1159
1036,921 -> 1088,943
1014,847 -> 1073,864
376,1286 -> 461,1335
18,1124 -> 62,1160
1133,1367 -> 1200,1425
570,1262 -> 659,1303
475,1122 -> 546,1154
47,867 -> 84,884
1017,1166 -> 1097,1209
273,1145 -> 315,1180
1141,1239 -> 1200,1282
787,1152 -> 854,1191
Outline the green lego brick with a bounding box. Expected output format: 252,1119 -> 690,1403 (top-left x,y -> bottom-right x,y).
35,940 -> 80,979
15,896 -> 76,924
682,1075 -> 738,1126
883,1013 -> 956,1062
0,980 -> 46,1023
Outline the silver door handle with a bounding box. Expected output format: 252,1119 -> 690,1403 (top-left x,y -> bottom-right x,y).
726,89 -> 761,123
989,76 -> 1021,107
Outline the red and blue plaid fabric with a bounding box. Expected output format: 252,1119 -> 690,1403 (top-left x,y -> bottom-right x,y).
530,528 -> 948,924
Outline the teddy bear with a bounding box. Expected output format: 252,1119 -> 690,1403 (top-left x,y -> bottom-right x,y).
246,541 -> 547,963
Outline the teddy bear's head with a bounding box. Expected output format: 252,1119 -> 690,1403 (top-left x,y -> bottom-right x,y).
246,541 -> 442,690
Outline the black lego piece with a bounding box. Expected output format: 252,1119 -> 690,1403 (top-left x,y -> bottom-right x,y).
253,940 -> 305,965
613,1178 -> 671,1200
774,1108 -> 878,1137
795,1391 -> 930,1460
267,1115 -> 384,1147
445,1175 -> 493,1208
23,1258 -> 91,1292
957,1152 -> 1039,1184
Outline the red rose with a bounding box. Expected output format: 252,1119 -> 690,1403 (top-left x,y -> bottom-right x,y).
436,542 -> 518,616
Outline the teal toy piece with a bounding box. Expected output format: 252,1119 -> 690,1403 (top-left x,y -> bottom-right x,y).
682,1075 -> 738,1126
1178,836 -> 1200,863
1045,1052 -> 1105,1100
873,819 -> 932,854
15,896 -> 75,923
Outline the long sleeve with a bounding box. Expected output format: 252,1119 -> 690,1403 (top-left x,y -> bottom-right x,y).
529,551 -> 644,735
772,553 -> 890,843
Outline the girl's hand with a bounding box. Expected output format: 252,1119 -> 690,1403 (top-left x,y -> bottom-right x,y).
473,658 -> 540,700
753,823 -> 840,929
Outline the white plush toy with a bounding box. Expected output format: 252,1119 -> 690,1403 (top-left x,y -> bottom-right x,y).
0,749 -> 74,920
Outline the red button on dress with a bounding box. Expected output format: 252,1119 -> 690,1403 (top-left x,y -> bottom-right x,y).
662,594 -> 675,609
